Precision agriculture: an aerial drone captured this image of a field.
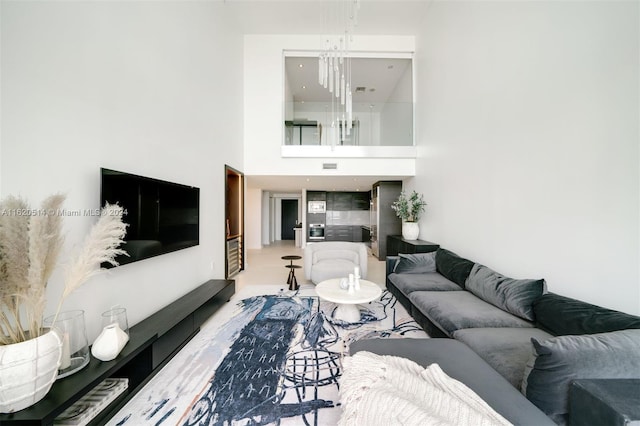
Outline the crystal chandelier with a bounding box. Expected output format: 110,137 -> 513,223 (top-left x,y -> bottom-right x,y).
318,0 -> 360,147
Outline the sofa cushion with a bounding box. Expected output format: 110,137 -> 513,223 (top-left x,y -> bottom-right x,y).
388,272 -> 463,296
533,293 -> 640,336
521,329 -> 640,425
453,327 -> 554,389
393,252 -> 436,274
435,248 -> 475,288
465,264 -> 546,321
313,249 -> 359,264
409,291 -> 534,337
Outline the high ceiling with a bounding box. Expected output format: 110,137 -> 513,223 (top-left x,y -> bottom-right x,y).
226,0 -> 426,193
285,56 -> 412,105
222,1 -> 430,36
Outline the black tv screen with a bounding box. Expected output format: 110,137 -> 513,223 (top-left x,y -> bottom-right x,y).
101,168 -> 200,266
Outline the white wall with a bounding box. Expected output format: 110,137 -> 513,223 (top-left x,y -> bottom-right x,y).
244,187 -> 263,250
1,1 -> 244,339
414,1 -> 639,314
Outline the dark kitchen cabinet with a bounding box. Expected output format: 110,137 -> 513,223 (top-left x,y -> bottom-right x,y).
333,193 -> 352,211
326,192 -> 334,210
324,226 -> 334,240
307,191 -> 326,201
325,191 -> 370,211
324,226 -> 365,242
352,192 -> 371,210
324,225 -> 354,241
351,226 -> 363,242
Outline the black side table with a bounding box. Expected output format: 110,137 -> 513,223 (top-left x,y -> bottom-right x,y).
387,235 -> 439,256
282,255 -> 302,290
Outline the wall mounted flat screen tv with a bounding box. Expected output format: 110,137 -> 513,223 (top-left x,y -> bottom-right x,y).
101,168 -> 200,266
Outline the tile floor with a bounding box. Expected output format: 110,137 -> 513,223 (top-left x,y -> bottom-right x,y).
233,240 -> 387,293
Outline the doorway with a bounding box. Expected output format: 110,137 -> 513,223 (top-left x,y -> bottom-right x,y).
281,199 -> 298,240
225,165 -> 244,278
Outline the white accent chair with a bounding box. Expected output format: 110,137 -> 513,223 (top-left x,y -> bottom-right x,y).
304,241 -> 368,285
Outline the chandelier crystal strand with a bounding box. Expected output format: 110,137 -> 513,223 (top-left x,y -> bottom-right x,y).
347,51 -> 353,135
328,53 -> 334,93
334,48 -> 340,99
323,40 -> 329,88
319,0 -> 358,146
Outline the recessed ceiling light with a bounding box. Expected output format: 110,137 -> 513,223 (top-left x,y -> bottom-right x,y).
299,64 -> 304,68
306,178 -> 310,182
302,85 -> 306,89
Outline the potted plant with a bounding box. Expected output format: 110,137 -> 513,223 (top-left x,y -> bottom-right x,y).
0,194 -> 127,413
391,190 -> 427,240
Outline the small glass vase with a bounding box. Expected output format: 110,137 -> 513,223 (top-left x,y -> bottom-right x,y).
91,308 -> 129,362
101,307 -> 129,336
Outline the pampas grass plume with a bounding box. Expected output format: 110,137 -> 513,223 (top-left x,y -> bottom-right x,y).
0,196 -> 31,297
52,203 -> 128,323
26,194 -> 66,337
0,196 -> 127,345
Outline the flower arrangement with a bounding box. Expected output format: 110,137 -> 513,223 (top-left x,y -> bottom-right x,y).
391,190 -> 427,222
0,194 -> 127,345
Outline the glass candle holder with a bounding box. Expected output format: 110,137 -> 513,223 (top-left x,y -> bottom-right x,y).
44,310 -> 90,378
101,307 -> 129,336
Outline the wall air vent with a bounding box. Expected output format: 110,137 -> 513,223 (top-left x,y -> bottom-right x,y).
355,87 -> 366,93
322,163 -> 338,170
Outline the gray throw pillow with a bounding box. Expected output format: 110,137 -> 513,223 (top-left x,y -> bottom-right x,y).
393,252 -> 437,274
521,329 -> 640,425
465,264 -> 545,321
435,248 -> 475,288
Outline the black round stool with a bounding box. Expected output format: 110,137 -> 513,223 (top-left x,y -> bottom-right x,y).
282,255 -> 302,290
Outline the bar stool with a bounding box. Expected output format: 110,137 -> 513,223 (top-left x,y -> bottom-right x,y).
282,255 -> 302,290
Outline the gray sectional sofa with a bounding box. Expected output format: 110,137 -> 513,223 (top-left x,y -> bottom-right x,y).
352,248 -> 640,425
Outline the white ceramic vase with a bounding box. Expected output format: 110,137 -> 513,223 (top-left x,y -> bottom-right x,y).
91,324 -> 129,362
402,221 -> 420,240
0,329 -> 63,413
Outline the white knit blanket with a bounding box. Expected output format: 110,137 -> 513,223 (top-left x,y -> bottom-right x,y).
339,351 -> 513,426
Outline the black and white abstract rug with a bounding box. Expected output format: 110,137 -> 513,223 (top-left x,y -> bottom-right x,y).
108,285 -> 427,426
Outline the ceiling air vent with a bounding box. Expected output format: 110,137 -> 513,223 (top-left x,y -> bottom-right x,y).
323,163 -> 338,170
355,87 -> 366,93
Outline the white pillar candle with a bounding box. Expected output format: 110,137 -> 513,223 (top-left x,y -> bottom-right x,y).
60,332 -> 71,369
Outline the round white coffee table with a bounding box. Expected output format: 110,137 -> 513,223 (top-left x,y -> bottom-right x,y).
315,278 -> 382,322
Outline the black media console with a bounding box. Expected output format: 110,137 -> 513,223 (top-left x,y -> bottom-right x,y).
0,279 -> 235,426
